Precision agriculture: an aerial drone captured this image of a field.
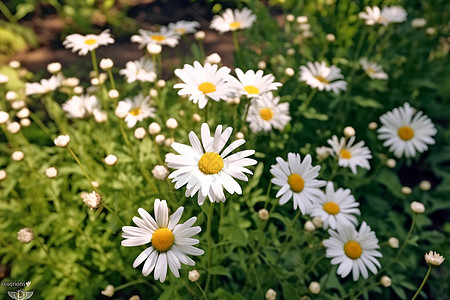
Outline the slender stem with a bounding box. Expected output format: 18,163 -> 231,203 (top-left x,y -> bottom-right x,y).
197,39 -> 205,62
232,31 -> 241,66
411,266 -> 432,300
263,182 -> 272,209
195,282 -> 208,300
114,279 -> 146,291
204,101 -> 208,124
276,210 -> 302,263
29,111 -> 51,137
90,49 -> 99,79
0,1 -> 17,23
240,98 -> 251,132
351,281 -> 381,300
301,88 -> 318,112
204,202 -> 215,293
66,146 -> 94,184
101,202 -> 124,226
107,69 -> 116,90
305,254 -> 326,275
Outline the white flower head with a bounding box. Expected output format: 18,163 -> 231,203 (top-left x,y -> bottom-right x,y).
310,182 -> 360,230
117,94 -> 156,128
83,191 -> 102,209
168,20 -> 200,35
323,222 -> 382,281
270,153 -> 326,214
210,8 -> 256,33
121,200 -> 204,282
327,135 -> 372,174
166,123 -> 257,205
188,270 -> 201,282
358,6 -> 407,26
299,61 -> 347,94
120,57 -> 157,83
25,74 -> 63,96
229,68 -> 282,98
62,95 -> 103,119
131,27 -> 180,49
174,61 -> 233,109
246,93 -> 291,133
54,135 -> 70,147
424,251 -> 445,267
360,58 -> 388,80
377,103 -> 437,158
17,227 -> 34,243
63,29 -> 114,56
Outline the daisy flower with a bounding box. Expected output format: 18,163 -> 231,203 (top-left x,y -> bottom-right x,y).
359,58 -> 388,80
117,94 -> 156,128
166,123 -> 257,205
299,61 -> 347,94
63,29 -> 114,56
310,182 -> 360,230
246,93 -> 291,133
327,135 -> 372,174
25,74 -> 63,96
323,222 -> 382,281
62,94 -> 102,119
121,199 -> 204,282
174,61 -> 233,109
210,8 -> 257,33
377,103 -> 437,158
131,27 -> 180,49
270,153 -> 326,214
119,58 -> 157,83
229,68 -> 282,98
358,6 -> 407,26
168,20 -> 200,35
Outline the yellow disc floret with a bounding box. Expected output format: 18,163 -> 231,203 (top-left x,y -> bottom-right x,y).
151,35 -> 166,42
198,152 -> 224,175
229,21 -> 242,29
244,85 -> 260,95
129,108 -> 141,116
340,149 -> 352,159
344,240 -> 362,259
314,75 -> 330,84
323,202 -> 340,215
397,126 -> 414,141
84,38 -> 97,45
198,82 -> 216,94
287,174 -> 305,193
259,108 -> 274,121
151,228 -> 175,252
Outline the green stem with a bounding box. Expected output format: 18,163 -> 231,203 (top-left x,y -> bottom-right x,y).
114,279 -> 146,291
195,282 -> 208,300
204,101 -> 208,124
29,111 -> 51,137
351,281 -> 381,300
240,98 -> 250,132
66,146 -> 94,184
204,202 -> 215,293
301,89 -> 317,112
411,266 -> 432,300
275,210 -> 302,263
232,31 -> 241,66
107,68 -> 116,90
90,49 -> 99,79
0,1 -> 17,23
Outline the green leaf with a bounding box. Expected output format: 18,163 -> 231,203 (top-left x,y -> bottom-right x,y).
208,266 -> 231,278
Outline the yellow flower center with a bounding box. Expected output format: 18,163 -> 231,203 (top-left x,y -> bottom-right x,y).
84,38 -> 97,45
344,240 -> 362,259
314,75 -> 329,84
323,202 -> 340,215
175,28 -> 186,34
129,108 -> 141,116
397,126 -> 414,141
229,21 -> 242,29
244,85 -> 260,95
198,82 -> 216,94
198,152 -> 224,175
367,68 -> 376,75
151,35 -> 166,42
287,174 -> 305,193
259,108 -> 274,121
151,228 -> 174,252
340,149 -> 352,159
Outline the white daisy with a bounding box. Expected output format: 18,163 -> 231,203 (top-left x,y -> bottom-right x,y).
310,182 -> 360,230
119,58 -> 157,83
25,74 -> 63,96
131,27 -> 180,49
358,6 -> 407,26
174,61 -> 233,109
168,20 -> 200,35
63,29 -> 114,56
229,68 -> 282,98
210,7 -> 257,33
359,58 -> 388,80
121,199 -> 204,282
327,135 -> 372,175
323,222 -> 382,281
378,103 -> 437,158
299,61 -> 347,94
117,94 -> 155,128
62,94 -> 102,119
270,153 -> 326,214
165,123 -> 257,205
246,93 -> 291,133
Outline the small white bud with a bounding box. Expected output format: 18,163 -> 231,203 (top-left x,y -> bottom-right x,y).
195,31 -> 205,40
20,118 -> 31,127
426,27 -> 436,35
0,169 -> 7,180
308,281 -> 321,294
0,111 -> 9,124
108,89 -> 119,100
312,216 -> 323,228
100,58 -> 114,70
315,146 -> 330,161
90,77 -> 100,86
134,127 -> 146,139
17,227 -> 34,243
296,16 -> 308,24
304,220 -> 315,232
11,150 -> 24,161
155,134 -> 165,145
205,53 -> 221,64
166,118 -> 178,129
149,88 -> 158,98
287,48 -> 295,55
258,208 -> 269,221
101,285 -> 115,297
47,62 -> 62,74
83,191 -> 101,209
6,91 -> 17,101
419,180 -> 431,191
343,126 -> 355,138
63,77 -> 80,87
7,122 -> 21,134
368,122 -> 378,130
11,100 -> 26,110
410,201 -> 425,214
386,158 -> 396,168
0,73 -> 9,84
147,43 -> 162,55
192,113 -> 202,122
235,132 -> 245,140
388,237 -> 399,249
115,103 -> 129,119
286,14 -> 295,22
73,86 -> 84,94
157,79 -> 166,88
179,110 -> 185,116
104,154 -> 118,166
91,181 -> 100,188
164,137 -> 174,147
129,296 -> 140,300
401,186 -> 412,195
54,135 -> 70,147
265,288 -> 277,300
148,122 -> 161,135
152,165 -> 169,180
17,108 -> 30,119
380,275 -> 392,287
257,61 -> 267,70
299,23 -> 311,31
302,31 -> 314,38
411,18 -> 426,29
9,60 -> 21,69
326,33 -> 336,42
284,67 -> 295,76
45,167 -> 58,178
188,270 -> 200,282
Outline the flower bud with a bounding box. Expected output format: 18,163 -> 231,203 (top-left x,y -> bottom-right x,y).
20,118 -> 31,127
54,135 -> 70,147
155,134 -> 165,145
326,33 -> 336,42
149,122 -> 161,135
312,216 -> 323,228
147,43 -> 162,55
401,186 -> 412,195
45,167 -> 58,178
101,285 -> 115,297
308,281 -> 320,294
73,86 -> 84,94
149,88 -> 158,98
157,79 -> 166,88
11,151 -> 24,161
152,165 -> 169,180
17,228 -> 34,243
424,251 -> 445,267
286,14 -> 295,22
235,132 -> 245,140
188,270 -> 200,282
105,154 -> 118,166
63,77 -> 80,87
257,61 -> 267,70
0,74 -> 9,84
7,122 -> 21,134
343,126 -> 355,138
47,62 -> 62,74
284,67 -> 295,76
91,181 -> 100,188
296,16 -> 308,24
368,122 -> 378,130
410,201 -> 425,214
83,191 -> 102,209
386,158 -> 396,168
100,58 -> 114,70
205,53 -> 221,64
315,146 -> 330,161
134,127 -> 146,139
411,18 -> 426,29
287,48 -> 295,55
166,118 -> 178,129
0,170 -> 6,180
164,137 -> 174,147
9,60 -> 21,69
388,237 -> 399,249
0,111 -> 9,124
426,27 -> 436,35
6,91 -> 17,101
258,208 -> 269,221
195,31 -> 205,40
192,113 -> 202,122
265,289 -> 277,300
419,180 -> 431,191
380,275 -> 392,287
304,220 -> 315,232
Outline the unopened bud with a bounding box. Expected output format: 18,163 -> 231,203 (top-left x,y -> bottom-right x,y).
147,43 -> 162,55
149,122 -> 161,135
386,158 -> 396,168
195,31 -> 205,40
304,220 -> 315,232
258,208 -> 269,221
235,132 -> 244,140
419,180 -> 431,191
205,53 -> 221,64
108,89 -> 119,99
166,118 -> 178,129
265,289 -> 277,300
188,270 -> 200,282
155,134 -> 165,145
410,201 -> 425,214
83,191 -> 102,209
312,216 -> 323,228
105,154 -> 118,166
326,33 -> 336,42
17,228 -> 34,243
343,126 -> 355,138
47,62 -> 62,74
368,122 -> 378,130
388,237 -> 399,249
401,186 -> 412,195
7,122 -> 21,134
257,61 -> 267,70
380,275 -> 392,287
284,67 -> 295,76
308,281 -> 320,294
45,167 -> 58,178
54,135 -> 70,147
152,165 -> 169,180
100,58 -> 114,70
134,127 -> 146,139
11,151 -> 24,161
